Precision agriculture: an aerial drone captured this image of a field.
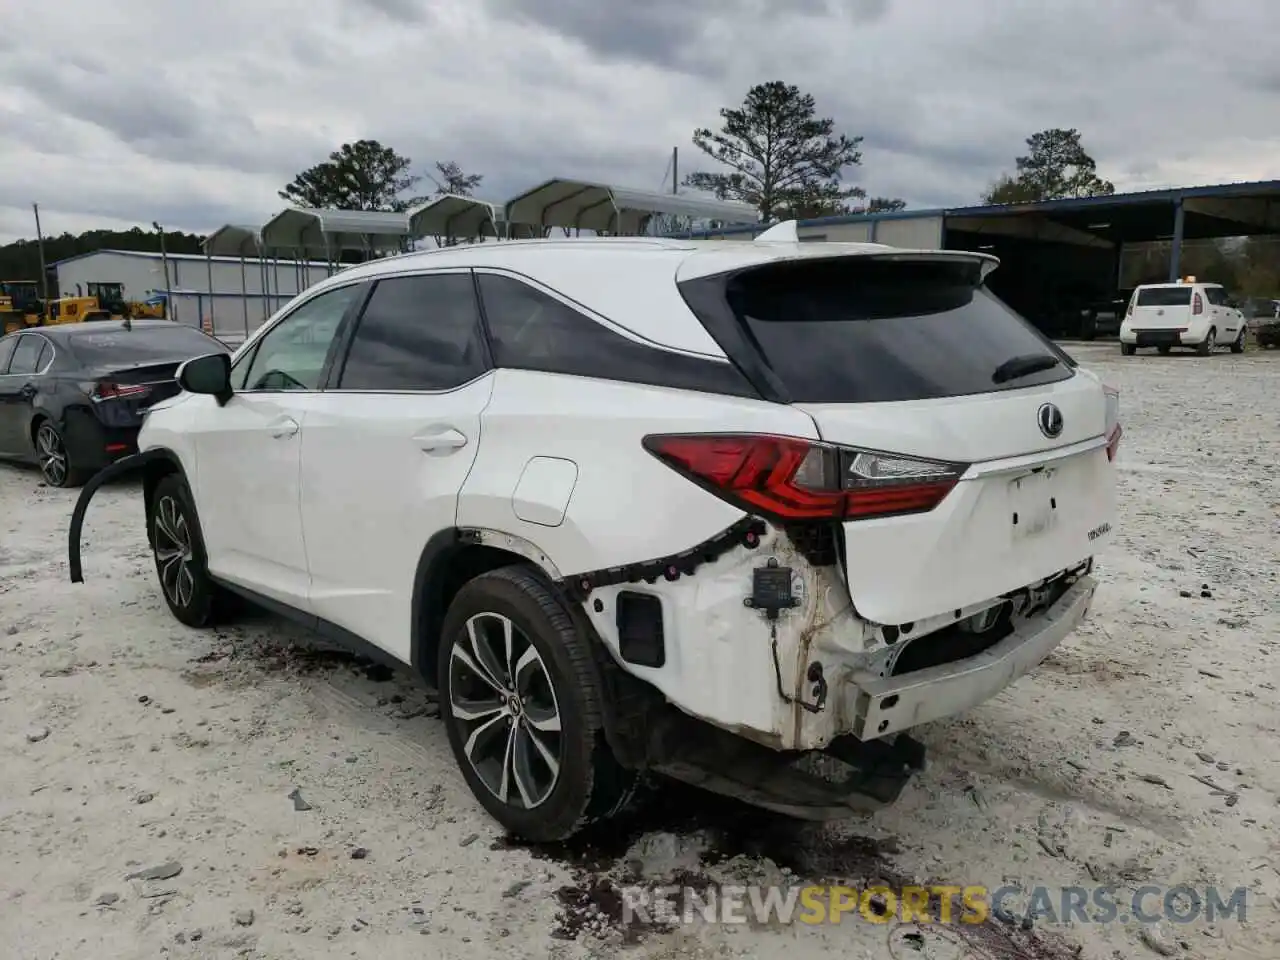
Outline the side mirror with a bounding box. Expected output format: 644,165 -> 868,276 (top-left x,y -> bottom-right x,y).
178,353 -> 233,406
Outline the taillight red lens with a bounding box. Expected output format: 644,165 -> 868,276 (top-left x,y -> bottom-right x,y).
93,381 -> 150,401
1105,424 -> 1122,461
642,434 -> 966,522
1193,293 -> 1203,315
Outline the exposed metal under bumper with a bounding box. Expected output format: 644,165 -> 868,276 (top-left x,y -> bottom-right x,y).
849,574 -> 1097,740
645,708 -> 926,820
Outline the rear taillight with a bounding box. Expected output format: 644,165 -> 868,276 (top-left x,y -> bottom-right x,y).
92,381 -> 150,402
1192,293 -> 1204,315
1103,384 -> 1122,461
642,434 -> 967,522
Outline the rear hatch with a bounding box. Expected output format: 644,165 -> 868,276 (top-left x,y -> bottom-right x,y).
1128,285 -> 1196,330
679,252 -> 1116,626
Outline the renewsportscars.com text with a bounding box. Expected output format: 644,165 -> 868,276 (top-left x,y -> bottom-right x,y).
620,883 -> 1248,927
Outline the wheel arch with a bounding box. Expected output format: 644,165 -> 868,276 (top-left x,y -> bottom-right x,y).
140,448 -> 189,547
410,527 -> 564,687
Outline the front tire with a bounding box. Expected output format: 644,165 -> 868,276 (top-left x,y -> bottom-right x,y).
438,566 -> 637,842
1230,329 -> 1245,354
149,474 -> 220,628
34,420 -> 90,488
1120,343 -> 1136,356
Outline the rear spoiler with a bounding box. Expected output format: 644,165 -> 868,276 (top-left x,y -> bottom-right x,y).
67,449 -> 169,583
678,233 -> 1001,284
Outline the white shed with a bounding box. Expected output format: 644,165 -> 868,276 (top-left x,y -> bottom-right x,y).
53,249 -> 333,342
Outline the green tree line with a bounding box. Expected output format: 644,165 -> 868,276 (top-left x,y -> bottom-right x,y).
0,227 -> 205,287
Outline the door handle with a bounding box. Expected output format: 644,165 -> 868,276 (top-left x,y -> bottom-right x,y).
269,416 -> 299,439
414,427 -> 467,454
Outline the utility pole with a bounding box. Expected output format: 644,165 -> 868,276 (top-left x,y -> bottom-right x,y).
152,221 -> 178,323
32,203 -> 49,302
671,146 -> 678,195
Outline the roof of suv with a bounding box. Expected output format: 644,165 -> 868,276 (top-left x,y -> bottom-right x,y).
291,237 -> 1002,361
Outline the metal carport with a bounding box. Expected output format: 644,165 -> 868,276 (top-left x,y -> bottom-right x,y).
408,195 -> 503,244
260,207 -> 411,262
503,179 -> 757,235
202,224 -> 265,340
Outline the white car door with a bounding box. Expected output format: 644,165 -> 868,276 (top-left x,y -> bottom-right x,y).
298,270 -> 492,662
193,282 -> 365,609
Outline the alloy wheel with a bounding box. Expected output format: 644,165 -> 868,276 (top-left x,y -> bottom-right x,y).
36,423 -> 68,486
154,496 -> 196,609
448,612 -> 563,809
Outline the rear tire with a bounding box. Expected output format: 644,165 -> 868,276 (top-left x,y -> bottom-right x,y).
148,474 -> 225,628
438,566 -> 637,842
1197,327 -> 1216,356
34,420 -> 91,488
1120,343 -> 1136,356
1157,345 -> 1171,355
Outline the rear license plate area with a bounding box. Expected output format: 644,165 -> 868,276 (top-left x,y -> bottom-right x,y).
1009,469 -> 1057,539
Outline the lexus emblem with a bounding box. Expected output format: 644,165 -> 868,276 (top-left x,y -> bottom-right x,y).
1037,403 -> 1064,439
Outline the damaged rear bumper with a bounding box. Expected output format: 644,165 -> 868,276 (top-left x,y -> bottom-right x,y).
847,574 -> 1096,740
623,574 -> 1094,819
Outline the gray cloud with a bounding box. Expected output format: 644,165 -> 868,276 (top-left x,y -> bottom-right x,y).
351,0 -> 431,21
1,0 -> 1277,243
479,0 -> 888,73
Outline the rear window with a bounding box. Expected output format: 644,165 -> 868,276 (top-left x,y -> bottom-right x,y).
69,325 -> 225,365
1136,287 -> 1193,307
704,257 -> 1073,404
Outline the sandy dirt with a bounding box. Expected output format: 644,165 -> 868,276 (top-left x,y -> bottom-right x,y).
2,343 -> 1277,960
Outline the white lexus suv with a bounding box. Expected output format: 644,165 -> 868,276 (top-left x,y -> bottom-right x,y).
68,229 -> 1121,841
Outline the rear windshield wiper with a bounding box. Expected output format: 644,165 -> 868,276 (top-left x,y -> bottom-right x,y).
992,353 -> 1061,384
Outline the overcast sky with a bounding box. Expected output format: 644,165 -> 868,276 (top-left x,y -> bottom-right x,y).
2,0 -> 1277,243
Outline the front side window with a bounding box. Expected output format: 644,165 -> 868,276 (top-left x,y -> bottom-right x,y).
235,284 -> 362,391
337,273 -> 486,391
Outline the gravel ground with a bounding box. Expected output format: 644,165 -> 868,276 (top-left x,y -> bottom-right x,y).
1,344 -> 1277,960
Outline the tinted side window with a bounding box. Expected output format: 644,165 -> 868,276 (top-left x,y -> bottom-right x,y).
237,285 -> 362,391
476,273 -> 756,397
8,335 -> 47,375
0,336 -> 17,374
337,273 -> 486,391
